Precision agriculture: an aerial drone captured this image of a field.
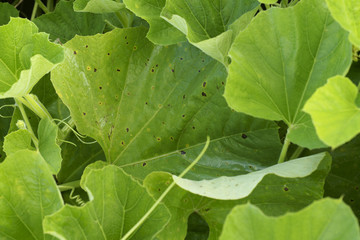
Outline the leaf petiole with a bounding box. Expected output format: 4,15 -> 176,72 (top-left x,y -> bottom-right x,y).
57,180 -> 81,192
121,136 -> 211,240
18,94 -> 52,120
278,129 -> 290,164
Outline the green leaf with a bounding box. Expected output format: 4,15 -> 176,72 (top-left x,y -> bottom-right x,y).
43,164 -> 170,239
51,27 -> 283,181
38,118 -> 62,174
0,18 -> 64,99
219,198 -> 360,240
173,153 -> 329,199
224,0 -> 352,149
326,0 -> 360,48
33,0 -> 106,43
160,0 -> 259,64
144,155 -> 331,240
0,2 -> 18,26
0,150 -> 63,239
57,133 -> 105,183
123,0 -> 186,45
258,0 -> 277,3
74,0 -> 125,13
304,76 -> 360,148
3,129 -> 32,155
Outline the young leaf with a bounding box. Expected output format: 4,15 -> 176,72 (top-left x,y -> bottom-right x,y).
0,18 -> 64,99
0,2 -> 18,26
224,0 -> 352,149
219,198 -> 360,240
43,164 -> 170,239
73,0 -> 125,13
123,0 -> 186,45
144,155 -> 331,240
3,129 -> 32,155
326,0 -> 360,48
0,150 -> 63,239
51,27 -> 282,180
304,76 -> 360,148
33,0 -> 106,43
173,153 -> 330,199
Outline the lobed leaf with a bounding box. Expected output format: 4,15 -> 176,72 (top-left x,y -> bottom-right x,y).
224,0 -> 352,149
73,0 -> 125,13
219,198 -> 360,240
44,164 -> 170,239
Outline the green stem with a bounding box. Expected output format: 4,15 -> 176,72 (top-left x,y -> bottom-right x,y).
289,146 -> 304,160
19,94 -> 52,120
278,131 -> 290,164
281,0 -> 288,7
121,136 -> 211,240
31,2 -> 38,21
34,0 -> 50,14
58,180 -> 81,192
289,0 -> 300,6
47,0 -> 54,12
15,98 -> 39,148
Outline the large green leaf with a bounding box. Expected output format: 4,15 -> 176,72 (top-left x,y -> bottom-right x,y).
326,0 -> 360,48
33,0 -> 106,43
51,27 -> 282,181
73,0 -> 125,13
144,154 -> 331,240
220,198 -> 360,240
0,18 -> 64,99
173,153 -> 329,199
224,0 -> 352,149
304,76 -> 360,148
44,164 -> 170,239
123,0 -> 186,45
0,150 -> 63,239
0,2 -> 18,26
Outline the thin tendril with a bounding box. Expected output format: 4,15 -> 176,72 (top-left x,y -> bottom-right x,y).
53,118 -> 97,144
0,104 -> 16,118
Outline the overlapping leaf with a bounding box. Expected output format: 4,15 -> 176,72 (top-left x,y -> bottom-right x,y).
224,0 -> 352,149
44,164 -> 170,239
51,27 -> 282,181
73,0 -> 125,13
326,0 -> 360,48
0,18 -> 64,99
0,150 -> 63,239
219,198 -> 360,240
0,2 -> 18,26
144,154 -> 331,240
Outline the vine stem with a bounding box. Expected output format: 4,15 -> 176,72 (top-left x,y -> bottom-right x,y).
289,146 -> 304,160
278,130 -> 290,164
31,2 -> 38,21
121,136 -> 211,240
15,98 -> 39,148
58,180 -> 81,192
18,94 -> 52,120
34,0 -> 50,14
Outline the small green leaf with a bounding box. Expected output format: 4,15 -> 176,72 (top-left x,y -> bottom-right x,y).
224,0 -> 352,149
0,18 -> 64,99
144,155 -> 331,240
38,118 -> 62,174
0,150 -> 63,239
3,129 -> 32,155
74,0 -> 125,13
326,0 -> 360,48
304,76 -> 360,148
219,198 -> 360,240
43,164 -> 170,239
0,2 -> 18,26
173,153 -> 329,200
34,0 -> 106,43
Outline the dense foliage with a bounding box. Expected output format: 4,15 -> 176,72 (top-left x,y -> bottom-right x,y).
0,0 -> 360,239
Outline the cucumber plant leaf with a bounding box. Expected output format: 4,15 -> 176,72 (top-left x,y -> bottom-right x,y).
144,155 -> 331,240
173,153 -> 329,200
0,2 -> 18,26
43,164 -> 170,239
224,0 -> 352,149
0,150 -> 63,239
3,129 -> 33,155
33,0 -> 106,43
326,0 -> 360,48
0,18 -> 64,99
304,76 -> 360,148
73,0 -> 125,13
51,27 -> 282,181
219,198 -> 360,240
123,0 -> 186,45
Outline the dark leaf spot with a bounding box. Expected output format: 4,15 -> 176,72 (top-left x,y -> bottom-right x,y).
192,126 -> 195,129
183,95 -> 186,99
284,187 -> 289,191
117,69 -> 120,72
94,68 -> 97,72
125,36 -> 127,39
83,112 -> 86,116
85,45 -> 88,48
170,136 -> 174,141
73,50 -> 77,54
151,68 -> 154,72
126,128 -> 129,132
198,70 -> 201,72
99,86 -> 102,90
157,137 -> 161,141
180,57 -> 183,60
145,102 -> 148,105
350,199 -> 355,202
181,151 -> 186,155
107,53 -> 110,55
201,92 -> 207,97
182,114 -> 185,118
203,82 -> 206,87
133,46 -> 137,50
126,42 -> 129,44
242,133 -> 247,139
221,82 -> 225,85
158,188 -> 161,191
171,69 -> 175,72
142,162 -> 147,166
204,208 -> 210,212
